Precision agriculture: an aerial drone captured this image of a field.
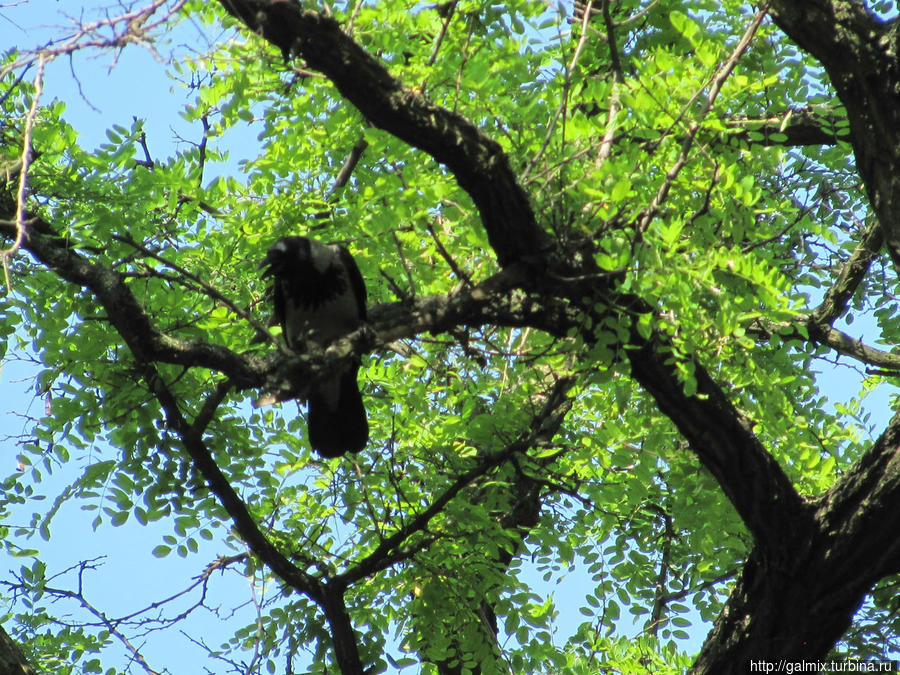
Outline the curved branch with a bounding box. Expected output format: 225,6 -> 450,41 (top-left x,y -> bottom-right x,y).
810,217 -> 884,327
215,0 -> 550,267
752,219 -> 891,371
625,330 -> 812,555
0,211 -> 265,385
768,2 -> 900,269
140,362 -> 367,674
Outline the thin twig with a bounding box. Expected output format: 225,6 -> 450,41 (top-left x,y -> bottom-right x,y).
523,1 -> 594,182
110,232 -> 278,348
594,0 -> 623,167
426,217 -> 473,287
427,0 -> 458,67
135,122 -> 155,169
345,0 -> 365,35
1,53 -> 45,291
634,4 -> 770,236
326,136 -> 368,197
196,112 -> 210,185
0,0 -> 187,78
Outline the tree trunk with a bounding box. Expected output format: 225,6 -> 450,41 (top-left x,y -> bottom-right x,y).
0,626 -> 35,675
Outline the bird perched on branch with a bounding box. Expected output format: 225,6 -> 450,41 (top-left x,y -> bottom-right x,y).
260,236 -> 369,458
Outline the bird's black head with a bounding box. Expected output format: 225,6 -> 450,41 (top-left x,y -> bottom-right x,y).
259,236 -> 312,279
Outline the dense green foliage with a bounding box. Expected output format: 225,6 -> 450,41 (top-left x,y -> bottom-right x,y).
1,0 -> 897,673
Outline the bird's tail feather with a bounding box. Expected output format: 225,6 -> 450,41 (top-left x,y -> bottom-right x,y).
307,367 -> 368,458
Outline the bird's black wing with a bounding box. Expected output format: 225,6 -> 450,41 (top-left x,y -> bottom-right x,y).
337,244 -> 367,321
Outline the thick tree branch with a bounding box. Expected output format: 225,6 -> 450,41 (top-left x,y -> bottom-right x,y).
0,625 -> 36,675
768,2 -> 900,269
810,217 -> 884,327
692,408 -> 900,673
818,412 -> 900,582
724,106 -> 850,147
625,330 -> 812,556
216,0 -> 550,267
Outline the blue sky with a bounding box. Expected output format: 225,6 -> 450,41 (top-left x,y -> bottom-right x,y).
2,1 -> 898,673
0,4 -> 268,671
0,4 -> 602,671
0,4 -> 676,665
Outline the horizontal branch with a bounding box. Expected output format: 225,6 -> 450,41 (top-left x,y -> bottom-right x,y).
724,106 -> 850,147
808,323 -> 900,371
752,318 -> 900,372
581,106 -> 848,152
0,199 -> 570,404
2,202 -> 805,561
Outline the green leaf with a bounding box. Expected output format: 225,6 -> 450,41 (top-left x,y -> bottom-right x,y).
151,545 -> 171,559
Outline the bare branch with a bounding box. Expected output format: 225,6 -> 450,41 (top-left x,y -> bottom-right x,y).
810,216 -> 884,327
0,0 -> 188,78
1,53 -> 44,290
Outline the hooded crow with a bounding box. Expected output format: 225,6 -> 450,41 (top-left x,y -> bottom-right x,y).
261,236 -> 368,457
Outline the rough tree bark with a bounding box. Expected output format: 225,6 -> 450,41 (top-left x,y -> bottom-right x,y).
207,2 -> 900,672
4,1 -> 900,673
0,626 -> 35,675
768,1 -> 900,269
